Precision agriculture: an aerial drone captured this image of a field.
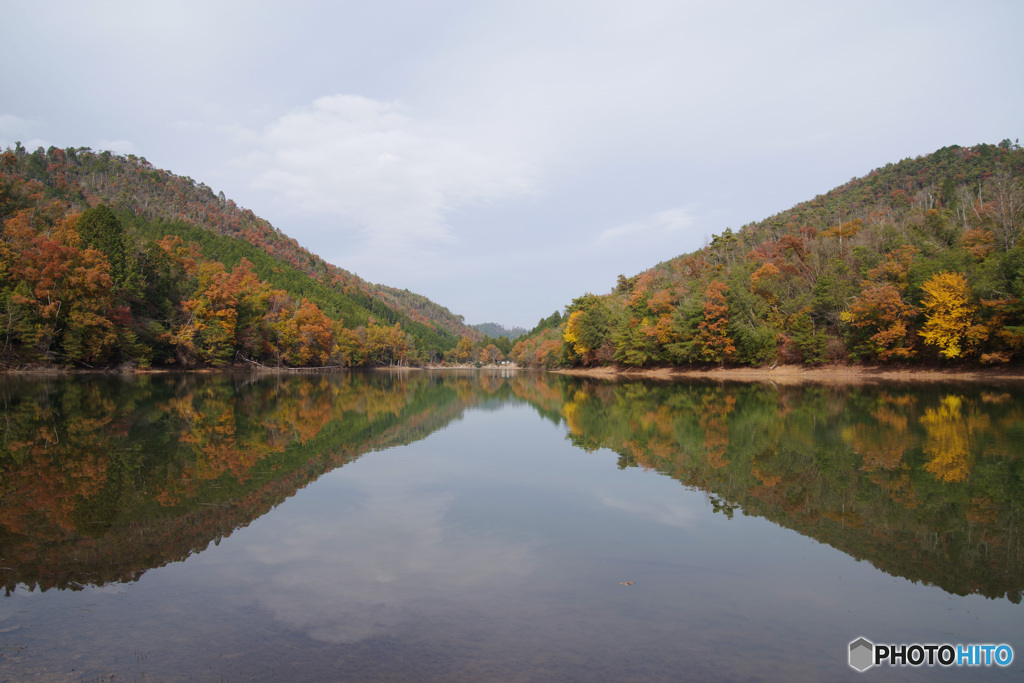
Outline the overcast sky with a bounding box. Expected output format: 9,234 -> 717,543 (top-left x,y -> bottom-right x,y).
4,1 -> 1022,329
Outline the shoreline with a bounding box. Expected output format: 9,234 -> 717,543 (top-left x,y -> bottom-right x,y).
551,363 -> 1024,384
4,362 -> 1024,385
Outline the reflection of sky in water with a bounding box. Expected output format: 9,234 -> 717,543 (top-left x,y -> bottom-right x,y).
177,404 -> 1020,681
4,400 -> 1022,682
233,456 -> 538,644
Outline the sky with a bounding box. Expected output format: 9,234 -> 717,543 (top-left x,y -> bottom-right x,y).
3,0 -> 1023,329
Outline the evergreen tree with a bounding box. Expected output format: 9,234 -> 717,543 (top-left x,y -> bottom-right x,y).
76,204 -> 134,289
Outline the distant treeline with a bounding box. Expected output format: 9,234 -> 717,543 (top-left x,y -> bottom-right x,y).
472,322 -> 528,340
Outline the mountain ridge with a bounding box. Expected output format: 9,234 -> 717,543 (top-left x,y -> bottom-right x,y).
5,139 -> 1023,371
0,144 -> 482,367
0,143 -> 490,367
6,143 -> 477,340
510,140 -> 1024,369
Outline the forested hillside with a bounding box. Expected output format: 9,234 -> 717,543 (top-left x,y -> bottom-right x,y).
511,141 -> 1024,368
0,144 -> 479,368
6,140 -> 1023,371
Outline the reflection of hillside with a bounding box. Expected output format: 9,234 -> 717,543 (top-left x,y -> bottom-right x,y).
5,372 -> 1021,604
524,377 -> 1024,603
0,372 -> 496,594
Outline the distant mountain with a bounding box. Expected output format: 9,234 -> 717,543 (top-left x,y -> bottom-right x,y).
472,322 -> 528,340
510,140 -> 1024,368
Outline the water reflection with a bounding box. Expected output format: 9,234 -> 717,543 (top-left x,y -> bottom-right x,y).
1,371 -> 1021,606
546,380 -> 1024,604
234,447 -> 538,645
0,371 -> 471,595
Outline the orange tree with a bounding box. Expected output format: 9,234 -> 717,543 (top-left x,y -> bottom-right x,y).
841,283 -> 918,361
840,247 -> 921,361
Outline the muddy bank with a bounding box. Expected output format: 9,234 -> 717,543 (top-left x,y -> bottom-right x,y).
6,362 -> 1022,384
552,363 -> 1024,385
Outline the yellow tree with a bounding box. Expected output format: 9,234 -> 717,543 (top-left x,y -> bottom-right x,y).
564,294 -> 615,365
365,322 -> 407,365
332,323 -> 365,367
918,271 -> 987,359
270,298 -> 335,366
563,310 -> 588,356
453,335 -> 475,362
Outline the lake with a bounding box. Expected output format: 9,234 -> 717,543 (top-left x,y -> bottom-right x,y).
0,370 -> 1021,681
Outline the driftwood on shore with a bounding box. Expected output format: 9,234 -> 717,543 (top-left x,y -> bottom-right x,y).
237,356 -> 345,372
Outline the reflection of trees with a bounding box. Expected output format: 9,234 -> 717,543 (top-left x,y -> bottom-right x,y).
3,372 -> 1022,604
518,375 -> 1024,603
699,391 -> 734,469
920,395 -> 981,483
0,381 -> 120,541
0,372 -> 498,595
848,394 -> 914,471
844,393 -> 920,508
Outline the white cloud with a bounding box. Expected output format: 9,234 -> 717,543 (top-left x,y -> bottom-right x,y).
236,468 -> 536,644
0,114 -> 46,151
95,138 -> 140,155
0,114 -> 32,137
598,207 -> 695,243
242,95 -> 537,254
596,491 -> 699,530
8,0 -> 1022,325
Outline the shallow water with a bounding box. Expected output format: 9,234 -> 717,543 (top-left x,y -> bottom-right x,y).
0,371 -> 1021,681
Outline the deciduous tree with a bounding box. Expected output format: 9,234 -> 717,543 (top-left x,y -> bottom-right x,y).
841,283 -> 917,361
693,281 -> 735,363
918,271 -> 986,359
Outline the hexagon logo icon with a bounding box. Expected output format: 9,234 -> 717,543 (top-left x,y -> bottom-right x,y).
849,637 -> 875,672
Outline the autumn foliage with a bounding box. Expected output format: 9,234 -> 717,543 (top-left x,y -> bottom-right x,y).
918,272 -> 987,359
510,141 -> 1024,369
0,146 -> 479,368
4,140 -> 1024,370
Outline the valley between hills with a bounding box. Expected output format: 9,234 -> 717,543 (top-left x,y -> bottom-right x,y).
2,140 -> 1023,376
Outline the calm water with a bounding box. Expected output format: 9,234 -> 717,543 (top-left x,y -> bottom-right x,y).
0,370 -> 1021,682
